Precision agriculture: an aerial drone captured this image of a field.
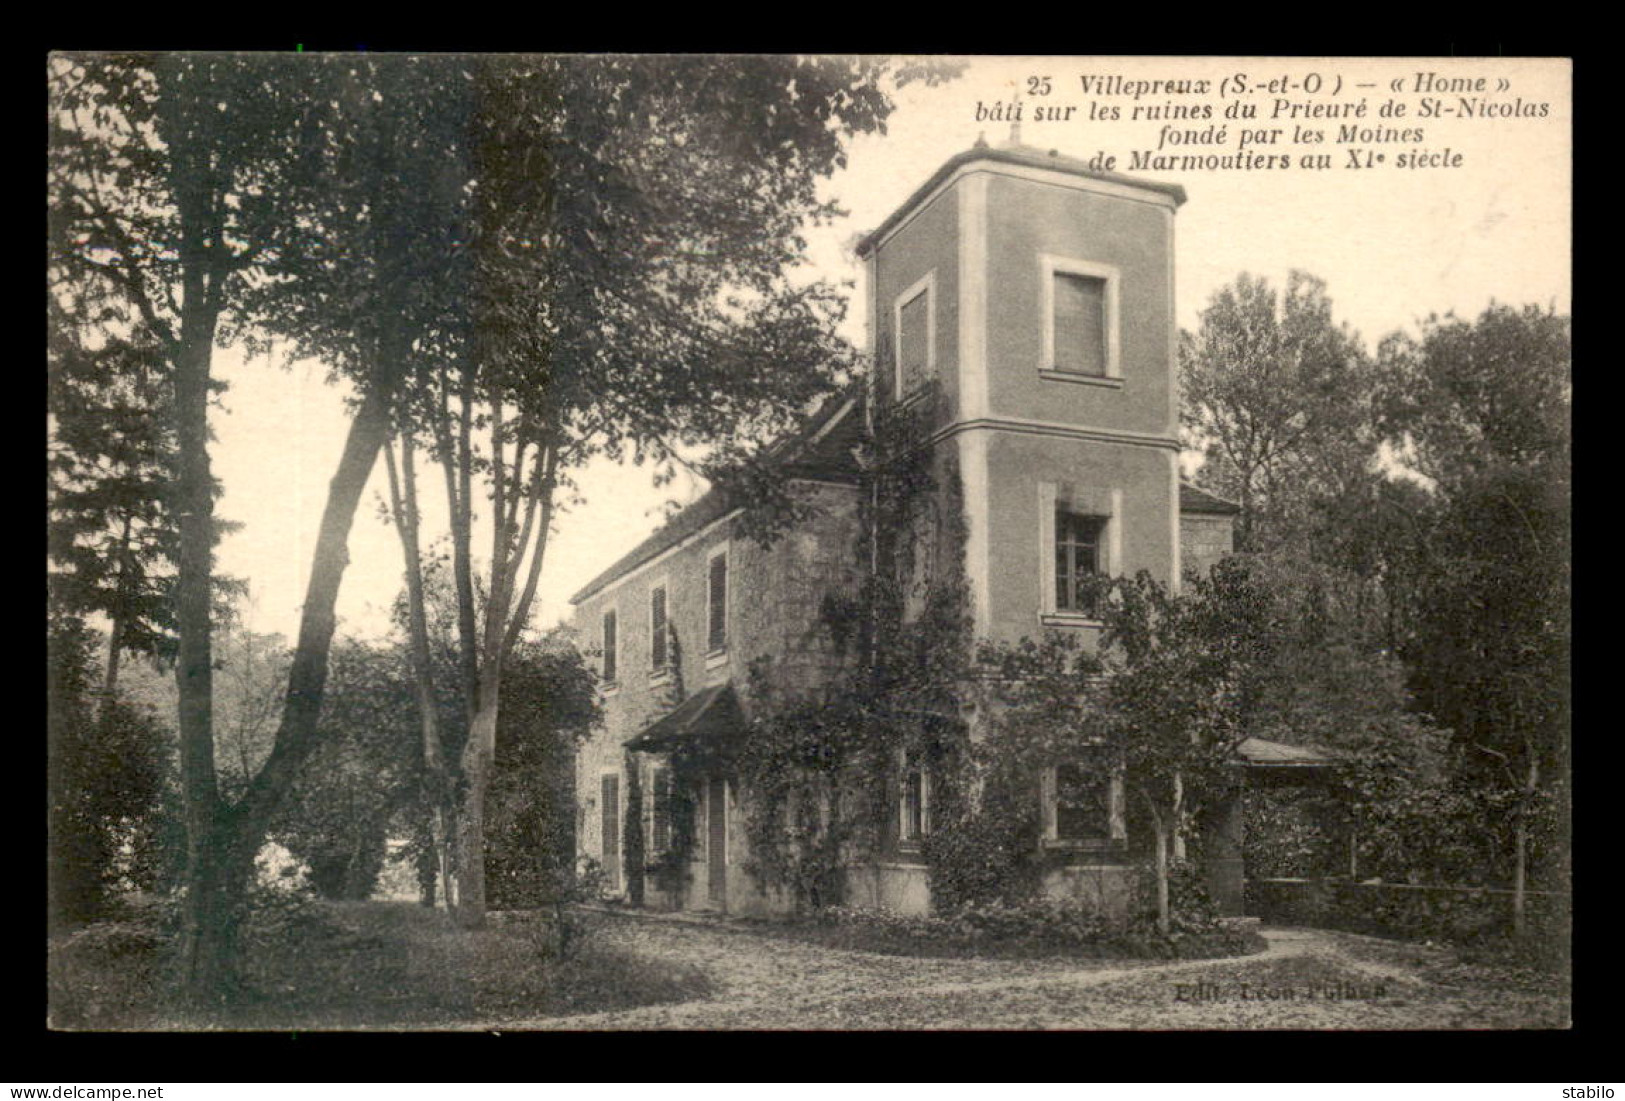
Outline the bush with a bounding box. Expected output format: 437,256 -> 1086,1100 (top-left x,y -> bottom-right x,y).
921,810 -> 1037,911
1247,877 -> 1571,961
1131,860 -> 1232,935
49,920 -> 169,1029
805,898 -> 1263,960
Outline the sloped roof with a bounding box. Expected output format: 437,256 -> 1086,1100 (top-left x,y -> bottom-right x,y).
857,143 -> 1187,258
568,390 -> 863,607
1235,737 -> 1337,768
1179,482 -> 1242,515
570,406 -> 1239,609
624,683 -> 744,752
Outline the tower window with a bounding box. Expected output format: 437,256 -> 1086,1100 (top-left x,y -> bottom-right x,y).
893,272 -> 935,399
1040,255 -> 1119,379
1055,510 -> 1105,616
1052,272 -> 1107,376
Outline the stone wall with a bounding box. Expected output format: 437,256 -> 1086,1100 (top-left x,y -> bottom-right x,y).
572,479 -> 862,905
1180,514 -> 1234,581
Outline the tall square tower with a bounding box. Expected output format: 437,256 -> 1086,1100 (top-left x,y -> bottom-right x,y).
858,141 -> 1188,644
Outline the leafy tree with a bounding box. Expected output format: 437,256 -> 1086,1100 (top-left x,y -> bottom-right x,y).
47,295 -> 175,693
485,635 -> 601,910
977,559 -> 1275,934
211,621 -> 292,804
1381,303 -> 1570,933
1087,560 -> 1275,933
1181,271 -> 1375,552
374,56 -> 955,927
274,639 -> 419,901
50,51 -> 954,1001
47,612 -> 170,930
50,51 -> 355,1002
1379,304 -> 1571,492
1234,554 -> 1457,883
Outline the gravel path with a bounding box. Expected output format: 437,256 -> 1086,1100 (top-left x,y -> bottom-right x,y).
490,914 -> 1569,1031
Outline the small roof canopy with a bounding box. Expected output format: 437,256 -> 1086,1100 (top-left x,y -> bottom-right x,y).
624,683 -> 745,753
1234,736 -> 1337,769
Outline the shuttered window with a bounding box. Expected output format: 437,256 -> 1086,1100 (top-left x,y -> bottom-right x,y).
600,774 -> 621,889
650,767 -> 671,853
707,552 -> 728,653
601,609 -> 618,683
650,585 -> 668,669
898,287 -> 930,395
1053,271 -> 1107,376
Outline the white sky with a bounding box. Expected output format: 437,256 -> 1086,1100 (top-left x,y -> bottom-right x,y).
208,56 -> 1571,643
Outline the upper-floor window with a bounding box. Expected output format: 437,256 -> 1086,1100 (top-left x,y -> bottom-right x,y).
893,272 -> 935,399
1054,273 -> 1107,375
650,584 -> 669,670
1040,255 -> 1119,380
706,550 -> 728,654
1055,509 -> 1106,616
601,608 -> 619,685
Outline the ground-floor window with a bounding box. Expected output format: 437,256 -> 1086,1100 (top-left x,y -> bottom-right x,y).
1042,748 -> 1125,848
600,772 -> 622,889
648,765 -> 671,855
898,750 -> 931,849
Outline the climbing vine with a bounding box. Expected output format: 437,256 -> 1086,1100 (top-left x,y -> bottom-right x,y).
731,383 -> 1004,912
621,751 -> 645,906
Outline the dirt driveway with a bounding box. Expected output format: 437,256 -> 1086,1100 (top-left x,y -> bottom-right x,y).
495,913 -> 1568,1031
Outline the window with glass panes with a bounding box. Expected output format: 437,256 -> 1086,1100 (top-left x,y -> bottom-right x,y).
1055,510 -> 1105,615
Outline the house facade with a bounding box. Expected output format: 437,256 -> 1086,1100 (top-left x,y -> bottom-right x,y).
570,139 -> 1253,918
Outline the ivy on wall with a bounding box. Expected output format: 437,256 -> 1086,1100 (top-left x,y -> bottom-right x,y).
725,384 -> 1030,912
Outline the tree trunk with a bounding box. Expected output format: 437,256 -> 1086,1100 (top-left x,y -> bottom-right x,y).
182,363 -> 399,1003
1154,821 -> 1171,936
384,433 -> 454,909
455,697 -> 500,927
1171,772 -> 1187,862
1513,754 -> 1539,937
102,513 -> 133,703
172,248 -> 226,1005
1138,788 -> 1172,937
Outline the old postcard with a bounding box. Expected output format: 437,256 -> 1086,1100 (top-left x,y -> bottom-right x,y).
48,54 -> 1570,1032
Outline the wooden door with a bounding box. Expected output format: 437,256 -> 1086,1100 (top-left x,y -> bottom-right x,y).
707,777 -> 727,907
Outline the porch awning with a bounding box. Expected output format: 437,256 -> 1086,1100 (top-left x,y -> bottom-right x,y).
1234,736 -> 1337,769
624,682 -> 745,753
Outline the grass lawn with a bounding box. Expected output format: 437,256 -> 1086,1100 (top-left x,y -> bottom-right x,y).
48,900 -> 713,1031
49,902 -> 1568,1031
